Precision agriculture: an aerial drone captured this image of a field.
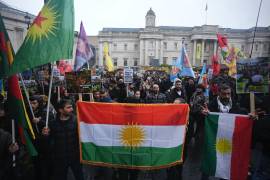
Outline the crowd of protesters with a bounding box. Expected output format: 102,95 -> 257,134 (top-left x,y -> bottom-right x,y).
0,68 -> 269,180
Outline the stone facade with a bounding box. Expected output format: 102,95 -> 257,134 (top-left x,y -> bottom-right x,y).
98,8 -> 270,68
1,2 -> 269,69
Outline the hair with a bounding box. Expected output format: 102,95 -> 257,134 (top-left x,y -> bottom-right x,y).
196,84 -> 206,92
218,84 -> 231,92
29,95 -> 43,106
174,98 -> 186,103
57,99 -> 72,110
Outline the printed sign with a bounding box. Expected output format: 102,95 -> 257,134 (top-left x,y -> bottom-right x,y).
65,70 -> 91,93
124,68 -> 133,84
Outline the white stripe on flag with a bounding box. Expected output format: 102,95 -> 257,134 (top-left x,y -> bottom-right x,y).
80,123 -> 185,148
215,113 -> 236,179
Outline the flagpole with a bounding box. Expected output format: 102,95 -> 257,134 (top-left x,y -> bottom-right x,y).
12,119 -> 16,167
205,3 -> 208,25
45,63 -> 54,128
19,73 -> 39,133
250,0 -> 263,58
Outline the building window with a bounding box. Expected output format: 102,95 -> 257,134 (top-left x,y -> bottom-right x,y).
113,43 -> 117,50
124,58 -> 128,66
163,42 -> 167,50
172,57 -> 177,65
174,42 -> 178,50
255,44 -> 258,51
113,58 -> 118,66
163,57 -> 168,65
134,44 -> 138,50
124,44 -> 127,51
134,58 -> 138,66
263,44 -> 267,51
241,45 -> 245,52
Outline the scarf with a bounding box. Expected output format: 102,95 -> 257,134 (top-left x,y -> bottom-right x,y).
217,96 -> 232,113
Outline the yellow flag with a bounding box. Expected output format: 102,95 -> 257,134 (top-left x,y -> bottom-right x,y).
103,42 -> 114,72
196,43 -> 202,60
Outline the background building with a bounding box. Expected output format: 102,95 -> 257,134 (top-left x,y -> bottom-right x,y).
1,1 -> 269,69
98,8 -> 270,68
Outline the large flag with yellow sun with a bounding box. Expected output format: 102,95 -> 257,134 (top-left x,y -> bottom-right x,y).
5,0 -> 74,77
202,113 -> 253,180
77,102 -> 189,169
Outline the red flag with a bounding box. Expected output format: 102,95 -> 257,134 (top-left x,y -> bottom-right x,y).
211,54 -> 220,76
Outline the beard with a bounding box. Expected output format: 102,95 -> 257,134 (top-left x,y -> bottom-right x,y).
220,97 -> 230,105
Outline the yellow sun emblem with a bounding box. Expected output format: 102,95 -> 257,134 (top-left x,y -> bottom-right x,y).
216,138 -> 232,154
119,123 -> 146,148
26,1 -> 59,43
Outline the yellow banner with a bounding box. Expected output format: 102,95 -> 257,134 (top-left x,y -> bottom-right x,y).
196,43 -> 202,60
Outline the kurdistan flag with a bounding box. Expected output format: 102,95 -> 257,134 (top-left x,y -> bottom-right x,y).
202,113 -> 253,180
77,102 -> 189,169
5,0 -> 74,77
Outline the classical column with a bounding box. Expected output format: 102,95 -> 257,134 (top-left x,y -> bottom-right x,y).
99,42 -> 103,66
160,40 -> 164,64
109,42 -> 112,56
139,40 -> 144,66
192,40 -> 197,66
144,40 -> 148,66
214,40 -> 217,55
155,40 -> 159,59
201,39 -> 205,65
260,42 -> 263,57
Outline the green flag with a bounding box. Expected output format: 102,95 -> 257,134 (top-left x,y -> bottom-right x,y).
6,0 -> 74,77
0,14 -> 15,78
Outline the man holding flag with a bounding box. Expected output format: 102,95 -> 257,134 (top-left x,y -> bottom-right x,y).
201,84 -> 256,180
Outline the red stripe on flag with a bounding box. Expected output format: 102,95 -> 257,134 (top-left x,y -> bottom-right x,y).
8,75 -> 21,99
231,116 -> 253,180
77,102 -> 189,126
18,126 -> 26,144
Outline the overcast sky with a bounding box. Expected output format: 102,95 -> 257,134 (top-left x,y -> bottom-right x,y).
3,0 -> 270,35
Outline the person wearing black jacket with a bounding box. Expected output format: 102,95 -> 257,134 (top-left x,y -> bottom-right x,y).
42,99 -> 83,180
30,95 -> 55,180
145,84 -> 167,104
168,79 -> 187,103
201,84 -> 249,180
0,128 -> 19,180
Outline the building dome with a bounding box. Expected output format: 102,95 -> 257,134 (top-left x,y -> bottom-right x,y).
146,8 -> 155,17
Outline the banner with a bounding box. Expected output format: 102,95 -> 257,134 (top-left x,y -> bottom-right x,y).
196,43 -> 202,60
65,70 -> 91,93
236,57 -> 270,94
77,102 -> 189,169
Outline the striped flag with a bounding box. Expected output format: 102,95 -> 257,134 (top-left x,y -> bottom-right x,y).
202,113 -> 253,180
178,46 -> 195,78
198,63 -> 209,96
8,75 -> 38,156
77,102 -> 189,169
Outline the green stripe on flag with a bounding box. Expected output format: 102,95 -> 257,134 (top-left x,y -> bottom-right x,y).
202,114 -> 219,175
82,142 -> 183,167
